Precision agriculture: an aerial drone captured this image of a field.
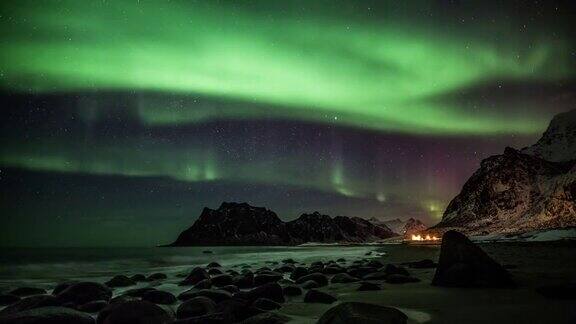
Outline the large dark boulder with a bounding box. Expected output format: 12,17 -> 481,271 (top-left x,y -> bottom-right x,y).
180,267 -> 210,286
296,273 -> 328,287
97,300 -> 173,324
331,273 -> 360,284
234,283 -> 284,303
253,273 -> 283,286
0,306 -> 95,324
176,296 -> 216,319
141,290 -> 176,305
0,295 -> 61,317
214,298 -> 262,322
210,275 -> 233,287
178,289 -> 232,304
105,275 -> 135,288
317,302 -> 407,324
432,231 -> 515,288
77,300 -> 108,313
240,312 -> 291,324
56,282 -> 112,306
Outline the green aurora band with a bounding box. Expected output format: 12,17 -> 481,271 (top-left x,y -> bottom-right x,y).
1,1 -> 574,134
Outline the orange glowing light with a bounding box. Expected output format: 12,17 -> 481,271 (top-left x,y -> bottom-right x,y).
411,234 -> 439,241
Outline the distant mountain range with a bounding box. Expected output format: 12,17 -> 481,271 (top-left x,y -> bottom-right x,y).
368,217 -> 427,237
431,109 -> 576,236
168,202 -> 396,246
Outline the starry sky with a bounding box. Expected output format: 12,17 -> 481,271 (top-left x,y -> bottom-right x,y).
1,0 -> 575,247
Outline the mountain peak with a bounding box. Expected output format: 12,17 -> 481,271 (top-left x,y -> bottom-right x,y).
521,109 -> 576,162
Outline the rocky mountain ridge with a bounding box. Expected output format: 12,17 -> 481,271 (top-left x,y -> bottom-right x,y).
432,109 -> 576,235
168,202 -> 396,246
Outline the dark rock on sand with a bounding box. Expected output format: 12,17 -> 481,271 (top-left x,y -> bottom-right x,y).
105,275 -> 136,288
317,302 -> 407,324
210,274 -> 233,287
208,268 -> 223,275
240,312 -> 291,324
77,300 -> 108,313
220,285 -> 240,294
536,283 -> 576,300
178,289 -> 232,304
252,297 -> 281,311
300,280 -> 320,289
176,296 -> 217,319
296,273 -> 328,287
0,295 -> 61,316
0,306 -> 95,324
194,279 -> 213,290
173,313 -> 228,324
122,287 -> 157,298
385,275 -> 420,284
290,267 -> 308,281
232,274 -> 254,289
215,299 -> 262,322
282,285 -> 302,296
207,262 -> 221,268
331,273 -> 361,284
235,283 -> 284,303
253,273 -> 283,286
432,231 -> 515,288
97,300 -> 173,324
9,288 -> 47,297
304,289 -> 336,304
322,266 -> 346,275
147,273 -> 168,281
56,282 -> 112,305
181,267 -> 210,286
357,282 -> 381,291
142,290 -> 177,305
282,258 -> 296,264
51,281 -> 79,296
0,295 -> 20,306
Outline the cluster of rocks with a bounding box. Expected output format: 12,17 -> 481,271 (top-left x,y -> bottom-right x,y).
6,230 -> 567,324
0,254 -> 422,324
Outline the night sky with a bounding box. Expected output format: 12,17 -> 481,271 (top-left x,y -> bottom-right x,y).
1,1 -> 575,247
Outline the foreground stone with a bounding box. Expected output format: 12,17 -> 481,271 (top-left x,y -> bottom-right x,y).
234,283 -> 284,303
304,290 -> 336,304
432,231 -> 515,288
317,302 -> 407,324
0,295 -> 61,317
240,312 -> 291,324
176,296 -> 216,319
56,282 -> 112,306
178,289 -> 232,303
0,306 -> 94,324
97,300 -> 173,324
105,275 -> 135,288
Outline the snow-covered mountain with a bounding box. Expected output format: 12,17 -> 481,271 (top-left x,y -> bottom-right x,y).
431,110 -> 576,235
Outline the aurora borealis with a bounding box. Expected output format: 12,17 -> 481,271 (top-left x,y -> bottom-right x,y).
1,0 -> 575,246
